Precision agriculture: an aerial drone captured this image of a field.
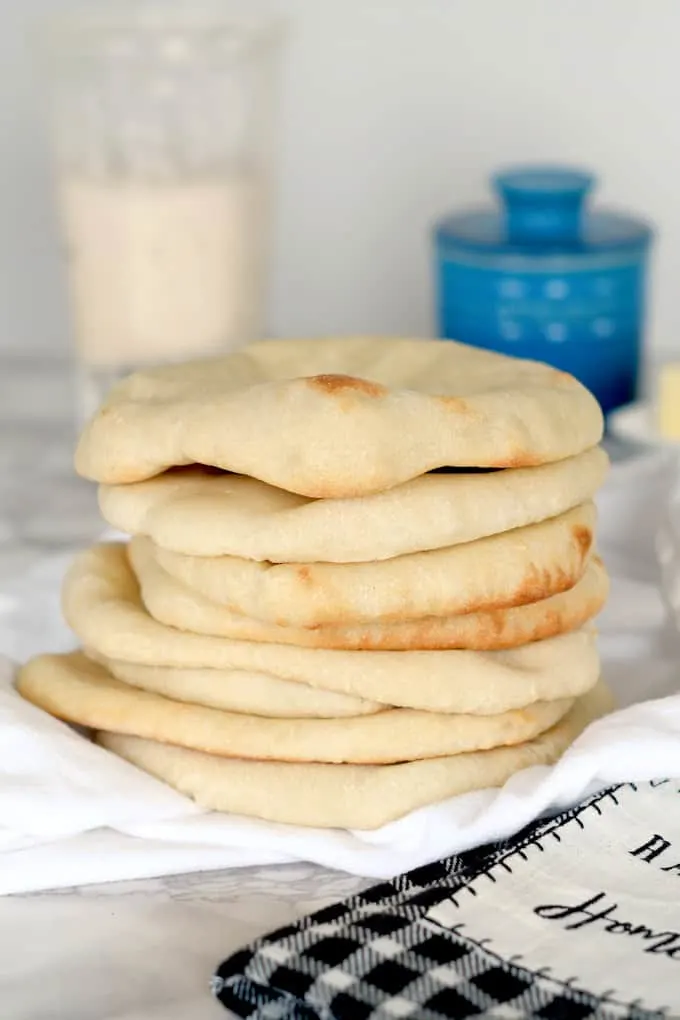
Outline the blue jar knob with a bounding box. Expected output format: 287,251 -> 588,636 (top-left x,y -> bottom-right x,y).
495,166 -> 593,246
433,165 -> 654,415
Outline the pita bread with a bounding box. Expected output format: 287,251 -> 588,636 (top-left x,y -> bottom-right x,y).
16,652 -> 574,764
131,540 -> 609,651
103,639 -> 600,716
62,545 -> 601,714
143,502 -> 596,627
102,656 -> 384,718
98,446 -> 608,563
75,337 -> 604,498
96,681 -> 614,828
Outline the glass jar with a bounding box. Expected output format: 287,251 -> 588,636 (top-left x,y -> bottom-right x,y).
433,166 -> 653,415
40,2 -> 285,422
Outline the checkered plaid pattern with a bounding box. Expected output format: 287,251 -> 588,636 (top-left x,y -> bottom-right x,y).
213,785 -> 658,1019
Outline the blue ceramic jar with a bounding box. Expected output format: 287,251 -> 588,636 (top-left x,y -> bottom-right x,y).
433,166 -> 653,414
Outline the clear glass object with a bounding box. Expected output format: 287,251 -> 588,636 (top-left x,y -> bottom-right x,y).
40,3 -> 285,422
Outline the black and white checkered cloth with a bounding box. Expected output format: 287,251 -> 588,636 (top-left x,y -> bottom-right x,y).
213,784 -> 660,1020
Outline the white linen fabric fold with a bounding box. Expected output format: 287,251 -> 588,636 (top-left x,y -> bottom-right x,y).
0,452 -> 679,896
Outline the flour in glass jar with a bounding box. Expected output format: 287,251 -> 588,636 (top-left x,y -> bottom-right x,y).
58,174 -> 262,367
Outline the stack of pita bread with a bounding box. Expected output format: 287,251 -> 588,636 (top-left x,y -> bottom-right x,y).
18,337 -> 614,830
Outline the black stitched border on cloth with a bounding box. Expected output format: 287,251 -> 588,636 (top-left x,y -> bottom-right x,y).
212,783 -> 663,1020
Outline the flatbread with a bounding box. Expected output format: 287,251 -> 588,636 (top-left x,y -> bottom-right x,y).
62,545 -> 601,714
103,640 -> 600,716
98,446 -> 608,563
143,502 -> 596,626
131,540 -> 609,651
17,652 -> 575,764
75,337 -> 604,497
102,656 -> 384,718
96,682 -> 614,828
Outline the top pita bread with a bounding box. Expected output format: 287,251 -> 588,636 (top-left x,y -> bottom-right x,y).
75,337 -> 604,498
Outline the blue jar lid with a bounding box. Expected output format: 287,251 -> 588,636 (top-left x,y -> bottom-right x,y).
435,165 -> 652,257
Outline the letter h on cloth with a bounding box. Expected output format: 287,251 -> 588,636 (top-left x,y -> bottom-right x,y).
213,781 -> 680,1019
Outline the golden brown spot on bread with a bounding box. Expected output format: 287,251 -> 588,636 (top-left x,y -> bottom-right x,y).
438,395 -> 470,413
307,374 -> 386,398
572,525 -> 593,561
519,565 -> 575,606
302,572 -> 603,652
292,563 -> 585,631
489,450 -> 546,469
475,563 -> 580,613
296,566 -> 314,585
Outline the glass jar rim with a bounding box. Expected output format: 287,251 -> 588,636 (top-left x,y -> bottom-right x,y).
37,2 -> 286,60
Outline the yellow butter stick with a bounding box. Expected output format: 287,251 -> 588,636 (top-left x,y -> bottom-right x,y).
658,363 -> 680,440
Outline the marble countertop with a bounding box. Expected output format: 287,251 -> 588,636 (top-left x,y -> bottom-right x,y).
2,863 -> 373,1020
0,356 -> 677,1019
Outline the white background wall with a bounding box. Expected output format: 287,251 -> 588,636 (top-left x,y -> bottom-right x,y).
2,0 -> 679,359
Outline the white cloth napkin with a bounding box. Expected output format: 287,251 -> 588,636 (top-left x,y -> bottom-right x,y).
1,452 -> 679,896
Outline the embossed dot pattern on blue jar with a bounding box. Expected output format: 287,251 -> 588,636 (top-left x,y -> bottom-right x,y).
433,167 -> 653,414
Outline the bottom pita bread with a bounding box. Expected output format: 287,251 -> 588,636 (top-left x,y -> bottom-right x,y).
97,681 -> 613,829
16,652 -> 574,764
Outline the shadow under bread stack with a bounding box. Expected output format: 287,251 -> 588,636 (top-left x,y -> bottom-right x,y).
17,337 -> 615,829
